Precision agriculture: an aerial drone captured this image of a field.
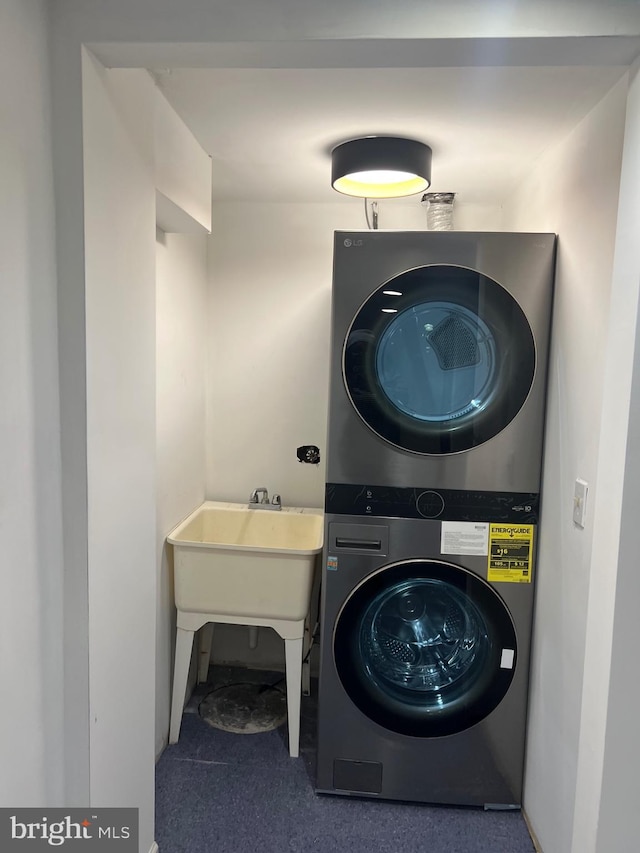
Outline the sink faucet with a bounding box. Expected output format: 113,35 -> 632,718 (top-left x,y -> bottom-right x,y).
248,487 -> 282,511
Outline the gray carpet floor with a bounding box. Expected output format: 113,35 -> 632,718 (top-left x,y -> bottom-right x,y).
155,667 -> 535,853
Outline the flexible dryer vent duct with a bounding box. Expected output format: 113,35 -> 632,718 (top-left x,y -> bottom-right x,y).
422,192 -> 456,231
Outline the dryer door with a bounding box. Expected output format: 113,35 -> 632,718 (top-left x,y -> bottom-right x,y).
343,264 -> 535,454
333,559 -> 517,737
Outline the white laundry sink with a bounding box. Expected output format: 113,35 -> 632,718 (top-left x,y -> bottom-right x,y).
167,501 -> 324,621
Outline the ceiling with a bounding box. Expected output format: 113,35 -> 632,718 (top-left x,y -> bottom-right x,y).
156,65 -> 626,205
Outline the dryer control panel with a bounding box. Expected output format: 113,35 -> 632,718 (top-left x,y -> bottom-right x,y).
325,482 -> 539,524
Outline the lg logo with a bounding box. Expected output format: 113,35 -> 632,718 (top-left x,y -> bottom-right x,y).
343,238 -> 363,248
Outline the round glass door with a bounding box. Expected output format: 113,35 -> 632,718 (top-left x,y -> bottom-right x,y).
334,560 -> 517,737
343,265 -> 535,454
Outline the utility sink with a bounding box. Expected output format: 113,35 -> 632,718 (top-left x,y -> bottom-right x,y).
167,501 -> 324,621
167,501 -> 324,756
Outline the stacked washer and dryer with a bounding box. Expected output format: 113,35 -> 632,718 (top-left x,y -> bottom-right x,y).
316,231 -> 556,809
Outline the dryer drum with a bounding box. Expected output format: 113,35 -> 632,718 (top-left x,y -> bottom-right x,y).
343,265 -> 535,454
426,313 -> 482,370
376,302 -> 496,422
333,560 -> 518,738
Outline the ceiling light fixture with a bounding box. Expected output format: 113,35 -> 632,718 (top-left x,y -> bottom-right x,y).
331,136 -> 432,199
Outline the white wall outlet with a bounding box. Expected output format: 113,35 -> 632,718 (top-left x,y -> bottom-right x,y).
573,479 -> 589,528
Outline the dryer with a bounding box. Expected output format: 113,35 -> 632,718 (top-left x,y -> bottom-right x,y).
327,231 -> 556,493
316,498 -> 535,808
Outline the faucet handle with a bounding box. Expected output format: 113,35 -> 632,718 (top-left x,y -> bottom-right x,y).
271,494 -> 281,507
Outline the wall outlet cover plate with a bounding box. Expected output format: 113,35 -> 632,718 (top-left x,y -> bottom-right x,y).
573,478 -> 588,528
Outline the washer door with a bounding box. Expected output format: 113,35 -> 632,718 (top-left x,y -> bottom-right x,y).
343,264 -> 535,454
334,559 -> 517,737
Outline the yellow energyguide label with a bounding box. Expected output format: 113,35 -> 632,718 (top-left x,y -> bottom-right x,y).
487,524 -> 534,583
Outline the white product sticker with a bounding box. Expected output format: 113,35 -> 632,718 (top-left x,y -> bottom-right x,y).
440,522 -> 489,556
500,649 -> 515,669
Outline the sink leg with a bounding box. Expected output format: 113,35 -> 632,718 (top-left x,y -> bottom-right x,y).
169,627 -> 194,744
284,636 -> 303,758
197,623 -> 214,684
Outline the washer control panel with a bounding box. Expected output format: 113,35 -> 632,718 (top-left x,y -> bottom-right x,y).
325,482 -> 539,524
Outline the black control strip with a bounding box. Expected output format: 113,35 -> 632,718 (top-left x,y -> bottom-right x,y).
325,483 -> 540,524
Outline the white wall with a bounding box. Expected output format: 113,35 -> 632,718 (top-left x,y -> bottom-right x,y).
154,87 -> 212,233
500,77 -> 628,852
0,0 -> 65,806
82,57 -> 157,851
205,202 -> 347,509
595,155 -> 640,843
205,199 -> 500,510
575,57 -> 640,853
155,231 -> 208,757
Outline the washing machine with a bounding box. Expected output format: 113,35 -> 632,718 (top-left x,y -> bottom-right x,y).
316,500 -> 535,807
315,231 -> 555,806
326,230 -> 556,492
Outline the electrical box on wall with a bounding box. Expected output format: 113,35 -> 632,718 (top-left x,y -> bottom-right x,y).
297,445 -> 321,464
573,479 -> 588,528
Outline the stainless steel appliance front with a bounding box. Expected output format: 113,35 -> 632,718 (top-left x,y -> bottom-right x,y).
316,510 -> 534,807
316,231 -> 555,807
327,231 -> 556,492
